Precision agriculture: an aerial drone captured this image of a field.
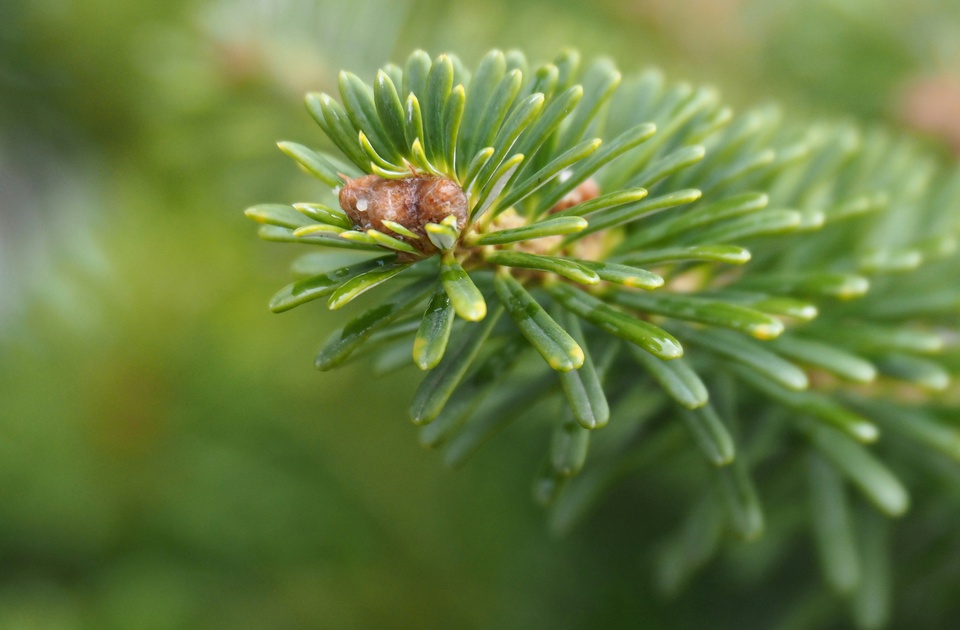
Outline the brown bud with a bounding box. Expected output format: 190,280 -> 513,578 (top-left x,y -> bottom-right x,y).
549,178 -> 600,214
338,174 -> 469,254
549,178 -> 608,261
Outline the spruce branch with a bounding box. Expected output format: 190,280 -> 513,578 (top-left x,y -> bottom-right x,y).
247,49 -> 960,626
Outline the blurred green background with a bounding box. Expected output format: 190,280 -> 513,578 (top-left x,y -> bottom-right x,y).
2,0 -> 959,628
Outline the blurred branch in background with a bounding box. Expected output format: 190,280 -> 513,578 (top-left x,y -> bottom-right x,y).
0,136 -> 111,341
199,0 -> 411,95
900,74 -> 960,156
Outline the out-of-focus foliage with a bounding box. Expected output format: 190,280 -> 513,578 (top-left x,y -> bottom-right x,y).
2,0 -> 959,628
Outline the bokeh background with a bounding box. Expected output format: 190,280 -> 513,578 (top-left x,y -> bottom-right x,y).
2,0 -> 960,628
